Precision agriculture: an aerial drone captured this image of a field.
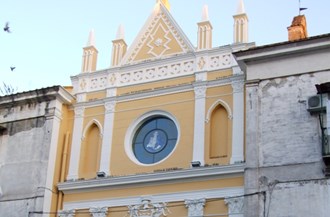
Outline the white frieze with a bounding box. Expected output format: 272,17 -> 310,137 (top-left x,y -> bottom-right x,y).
185,199 -> 206,217
79,78 -> 87,91
73,52 -> 237,93
209,54 -> 232,69
224,197 -> 244,215
58,209 -> 75,217
119,60 -> 195,86
127,199 -> 170,217
90,76 -> 108,90
183,61 -> 194,73
89,207 -> 108,217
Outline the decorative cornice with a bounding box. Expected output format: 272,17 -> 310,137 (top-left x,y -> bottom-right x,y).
0,86 -> 74,108
58,164 -> 244,193
70,43 -> 254,95
63,187 -> 244,211
71,74 -> 245,109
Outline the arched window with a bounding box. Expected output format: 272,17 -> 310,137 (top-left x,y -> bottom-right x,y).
210,104 -> 229,158
79,123 -> 101,179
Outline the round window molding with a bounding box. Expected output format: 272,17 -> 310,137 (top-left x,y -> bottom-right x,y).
125,110 -> 180,166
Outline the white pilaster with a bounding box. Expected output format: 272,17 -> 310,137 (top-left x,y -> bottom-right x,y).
43,101 -> 63,217
327,96 -> 330,136
193,85 -> 207,165
224,197 -> 244,217
67,106 -> 85,180
99,98 -> 116,176
231,82 -> 244,164
185,198 -> 206,217
89,207 -> 108,217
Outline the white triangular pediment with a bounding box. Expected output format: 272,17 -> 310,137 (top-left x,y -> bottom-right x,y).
121,2 -> 195,65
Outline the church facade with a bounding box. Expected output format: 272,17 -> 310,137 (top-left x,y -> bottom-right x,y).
1,1 -> 330,217
54,0 -> 253,216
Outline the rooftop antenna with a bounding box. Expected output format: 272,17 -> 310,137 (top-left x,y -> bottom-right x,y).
299,0 -> 308,15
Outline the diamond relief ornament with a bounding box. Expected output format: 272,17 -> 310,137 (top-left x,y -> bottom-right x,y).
147,23 -> 171,57
198,57 -> 206,70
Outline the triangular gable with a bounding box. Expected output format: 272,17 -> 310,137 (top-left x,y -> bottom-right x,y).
122,2 -> 195,64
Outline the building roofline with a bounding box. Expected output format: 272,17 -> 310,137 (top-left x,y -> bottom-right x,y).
0,85 -> 75,107
234,33 -> 330,58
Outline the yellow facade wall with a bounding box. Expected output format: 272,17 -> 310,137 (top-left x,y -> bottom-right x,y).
117,76 -> 194,96
208,69 -> 232,81
111,91 -> 195,176
86,90 -> 106,101
50,105 -> 74,215
64,176 -> 243,202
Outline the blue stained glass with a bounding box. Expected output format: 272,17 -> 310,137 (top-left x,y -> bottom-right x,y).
132,116 -> 178,164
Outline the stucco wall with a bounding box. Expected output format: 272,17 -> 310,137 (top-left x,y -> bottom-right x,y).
244,69 -> 330,217
0,95 -> 60,216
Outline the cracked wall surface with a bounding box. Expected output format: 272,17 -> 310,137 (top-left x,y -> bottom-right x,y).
0,93 -> 59,217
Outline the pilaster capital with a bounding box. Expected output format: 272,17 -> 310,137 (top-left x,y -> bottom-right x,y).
58,209 -> 75,217
231,82 -> 244,93
185,198 -> 206,217
194,85 -> 207,99
74,107 -> 85,118
128,199 -> 170,217
104,101 -> 116,113
224,197 -> 244,215
89,207 -> 108,217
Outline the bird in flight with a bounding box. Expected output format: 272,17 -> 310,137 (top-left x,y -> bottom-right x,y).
10,66 -> 16,71
4,22 -> 11,33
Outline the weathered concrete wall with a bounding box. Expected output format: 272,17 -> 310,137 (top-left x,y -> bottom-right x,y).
258,74 -> 321,167
245,71 -> 330,217
267,179 -> 330,217
0,98 -> 56,216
